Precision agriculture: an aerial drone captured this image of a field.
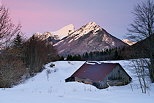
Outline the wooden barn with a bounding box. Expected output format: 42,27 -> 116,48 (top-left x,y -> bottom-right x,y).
65,62 -> 132,89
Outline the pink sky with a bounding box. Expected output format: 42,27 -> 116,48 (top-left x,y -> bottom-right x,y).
3,0 -> 145,39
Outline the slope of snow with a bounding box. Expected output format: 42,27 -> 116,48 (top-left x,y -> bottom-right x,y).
34,24 -> 75,40
69,22 -> 102,39
53,24 -> 75,39
0,60 -> 154,103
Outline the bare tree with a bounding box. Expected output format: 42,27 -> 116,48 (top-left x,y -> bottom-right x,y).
128,0 -> 154,41
0,5 -> 25,88
128,0 -> 154,83
0,54 -> 26,87
0,5 -> 21,48
23,36 -> 59,75
131,59 -> 149,93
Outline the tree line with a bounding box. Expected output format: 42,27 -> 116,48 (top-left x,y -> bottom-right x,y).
64,47 -> 125,61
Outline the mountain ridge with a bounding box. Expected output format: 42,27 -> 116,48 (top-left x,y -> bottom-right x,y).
54,22 -> 128,56
34,24 -> 75,41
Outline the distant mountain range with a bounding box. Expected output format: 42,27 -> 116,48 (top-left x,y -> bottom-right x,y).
122,34 -> 154,59
34,22 -> 128,56
122,39 -> 136,45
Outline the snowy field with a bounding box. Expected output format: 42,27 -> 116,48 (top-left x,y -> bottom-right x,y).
0,60 -> 154,103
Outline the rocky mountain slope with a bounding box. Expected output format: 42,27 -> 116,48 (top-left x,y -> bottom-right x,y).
54,22 -> 127,56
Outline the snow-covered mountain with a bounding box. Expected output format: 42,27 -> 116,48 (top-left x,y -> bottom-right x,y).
122,39 -> 136,45
34,24 -> 75,42
54,22 -> 127,56
52,24 -> 75,39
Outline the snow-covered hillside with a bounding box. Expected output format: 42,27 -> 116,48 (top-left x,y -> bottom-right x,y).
0,60 -> 154,103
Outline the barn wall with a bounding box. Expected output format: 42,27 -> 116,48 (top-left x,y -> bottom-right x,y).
108,66 -> 130,81
92,80 -> 109,89
99,65 -> 131,87
74,77 -> 93,84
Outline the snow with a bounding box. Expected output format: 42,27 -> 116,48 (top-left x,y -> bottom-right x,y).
86,61 -> 102,65
53,39 -> 64,46
70,22 -> 102,39
0,60 -> 154,103
53,24 -> 75,39
34,24 -> 75,40
68,39 -> 74,43
122,39 -> 136,45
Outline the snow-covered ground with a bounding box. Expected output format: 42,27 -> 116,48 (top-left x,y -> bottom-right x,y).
0,60 -> 154,103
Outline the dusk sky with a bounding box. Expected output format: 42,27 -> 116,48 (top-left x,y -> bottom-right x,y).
3,0 -> 145,39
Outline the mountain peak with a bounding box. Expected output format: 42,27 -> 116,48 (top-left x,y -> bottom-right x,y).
84,22 -> 99,29
70,22 -> 102,38
83,22 -> 102,31
54,22 -> 127,56
65,24 -> 74,28
34,24 -> 75,41
53,24 -> 75,39
59,24 -> 75,32
86,22 -> 97,26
